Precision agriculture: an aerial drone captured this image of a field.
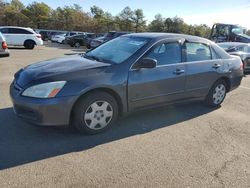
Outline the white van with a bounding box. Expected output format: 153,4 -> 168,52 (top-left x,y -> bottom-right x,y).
0,26 -> 43,49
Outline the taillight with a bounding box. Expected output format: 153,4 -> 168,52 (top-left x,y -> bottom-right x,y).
36,35 -> 42,39
240,61 -> 244,70
2,41 -> 7,49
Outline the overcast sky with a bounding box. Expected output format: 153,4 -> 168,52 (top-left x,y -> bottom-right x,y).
19,0 -> 250,29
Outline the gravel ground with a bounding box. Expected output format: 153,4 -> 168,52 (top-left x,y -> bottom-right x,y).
0,43 -> 250,188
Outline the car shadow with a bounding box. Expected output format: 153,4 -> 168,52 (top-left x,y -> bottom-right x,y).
8,47 -> 27,50
0,102 -> 216,170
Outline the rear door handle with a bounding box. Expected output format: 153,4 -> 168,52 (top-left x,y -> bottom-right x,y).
212,64 -> 221,69
173,69 -> 185,75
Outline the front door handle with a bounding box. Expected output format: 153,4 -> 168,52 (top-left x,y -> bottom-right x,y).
212,64 -> 221,69
173,69 -> 185,75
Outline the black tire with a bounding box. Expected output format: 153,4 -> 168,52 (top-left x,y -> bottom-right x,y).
205,79 -> 227,108
72,91 -> 119,134
24,41 -> 35,49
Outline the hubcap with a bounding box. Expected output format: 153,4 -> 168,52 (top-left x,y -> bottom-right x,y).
213,84 -> 226,105
84,101 -> 113,130
75,43 -> 80,48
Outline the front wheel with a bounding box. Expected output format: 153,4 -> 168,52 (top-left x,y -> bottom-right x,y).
72,92 -> 118,134
205,79 -> 227,108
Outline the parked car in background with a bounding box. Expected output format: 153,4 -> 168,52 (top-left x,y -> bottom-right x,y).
0,26 -> 43,49
218,42 -> 250,72
90,36 -> 105,49
10,33 -> 243,134
65,31 -> 84,38
66,33 -> 101,48
48,31 -> 66,41
90,31 -> 129,48
51,34 -> 66,44
210,23 -> 250,43
64,31 -> 85,44
0,32 -> 9,57
39,30 -> 49,41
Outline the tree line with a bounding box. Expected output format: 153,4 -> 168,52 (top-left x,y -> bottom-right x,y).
0,0 -> 249,38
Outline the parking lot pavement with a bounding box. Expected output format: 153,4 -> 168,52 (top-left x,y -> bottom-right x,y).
0,45 -> 250,188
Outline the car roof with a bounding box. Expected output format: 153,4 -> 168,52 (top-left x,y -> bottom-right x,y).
0,26 -> 33,30
0,26 -> 35,33
218,42 -> 250,47
124,32 -> 212,43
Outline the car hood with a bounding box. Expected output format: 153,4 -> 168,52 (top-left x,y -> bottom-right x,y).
15,55 -> 110,87
237,34 -> 250,42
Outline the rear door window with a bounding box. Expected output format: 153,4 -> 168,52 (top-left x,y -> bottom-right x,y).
185,42 -> 212,62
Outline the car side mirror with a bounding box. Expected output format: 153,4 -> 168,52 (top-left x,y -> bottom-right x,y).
135,58 -> 157,69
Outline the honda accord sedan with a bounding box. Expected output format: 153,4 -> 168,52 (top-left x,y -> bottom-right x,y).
10,33 -> 243,134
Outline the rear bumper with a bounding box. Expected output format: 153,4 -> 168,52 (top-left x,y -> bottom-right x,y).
0,49 -> 9,56
10,83 -> 77,126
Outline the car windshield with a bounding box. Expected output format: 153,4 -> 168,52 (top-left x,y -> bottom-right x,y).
84,36 -> 150,64
0,32 -> 5,40
231,26 -> 244,35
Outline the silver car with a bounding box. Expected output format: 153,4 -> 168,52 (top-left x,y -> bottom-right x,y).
218,42 -> 250,72
0,32 -> 9,57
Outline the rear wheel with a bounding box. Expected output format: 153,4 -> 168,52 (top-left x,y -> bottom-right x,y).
74,42 -> 81,48
72,92 -> 118,134
24,41 -> 35,49
205,79 -> 227,108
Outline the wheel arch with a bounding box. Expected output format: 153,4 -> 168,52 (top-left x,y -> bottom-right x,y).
218,76 -> 231,92
24,39 -> 36,46
70,87 -> 124,124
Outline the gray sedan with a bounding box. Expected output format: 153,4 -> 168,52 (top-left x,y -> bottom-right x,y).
10,33 -> 243,134
218,42 -> 250,72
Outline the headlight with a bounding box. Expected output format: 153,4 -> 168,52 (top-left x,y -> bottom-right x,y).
22,81 -> 66,98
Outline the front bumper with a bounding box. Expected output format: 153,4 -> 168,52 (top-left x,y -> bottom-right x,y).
36,39 -> 43,46
10,82 -> 78,126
